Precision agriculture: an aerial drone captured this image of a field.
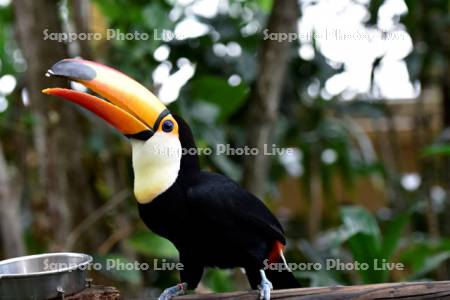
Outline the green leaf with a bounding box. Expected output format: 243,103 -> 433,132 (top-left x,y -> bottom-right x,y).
379,213 -> 410,260
422,144 -> 450,157
347,233 -> 388,283
126,230 -> 179,258
203,269 -> 235,293
189,101 -> 220,125
190,76 -> 249,122
340,206 -> 384,283
142,3 -> 173,30
298,240 -> 346,286
401,239 -> 450,280
316,226 -> 355,250
258,0 -> 273,13
93,254 -> 142,285
341,206 -> 381,247
408,252 -> 450,280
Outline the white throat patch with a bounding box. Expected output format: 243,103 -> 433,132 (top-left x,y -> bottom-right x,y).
131,132 -> 181,204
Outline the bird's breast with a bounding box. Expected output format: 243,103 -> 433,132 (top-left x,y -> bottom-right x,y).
131,134 -> 181,204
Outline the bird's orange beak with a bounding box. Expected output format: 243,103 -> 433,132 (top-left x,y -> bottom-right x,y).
42,59 -> 170,140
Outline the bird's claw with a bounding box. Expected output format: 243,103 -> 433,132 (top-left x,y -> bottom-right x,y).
158,283 -> 187,300
258,276 -> 273,300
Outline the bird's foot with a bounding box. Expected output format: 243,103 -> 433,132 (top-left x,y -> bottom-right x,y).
257,270 -> 273,300
158,282 -> 188,300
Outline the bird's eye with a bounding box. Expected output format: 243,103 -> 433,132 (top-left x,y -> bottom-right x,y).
162,120 -> 174,132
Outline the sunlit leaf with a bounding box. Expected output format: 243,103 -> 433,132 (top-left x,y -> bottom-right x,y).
341,206 -> 381,245
127,230 -> 179,258
190,76 -> 249,122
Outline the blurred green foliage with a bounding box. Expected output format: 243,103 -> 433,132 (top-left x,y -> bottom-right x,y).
1,0 -> 450,296
301,206 -> 450,285
127,230 -> 178,258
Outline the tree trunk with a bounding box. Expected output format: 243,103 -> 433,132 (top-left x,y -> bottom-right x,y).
243,0 -> 299,197
0,141 -> 25,257
12,0 -> 85,250
70,0 -> 94,60
307,150 -> 323,240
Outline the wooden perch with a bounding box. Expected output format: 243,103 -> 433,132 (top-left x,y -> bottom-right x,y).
64,285 -> 120,300
177,281 -> 450,299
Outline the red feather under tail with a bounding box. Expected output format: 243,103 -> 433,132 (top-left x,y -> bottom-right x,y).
268,240 -> 284,264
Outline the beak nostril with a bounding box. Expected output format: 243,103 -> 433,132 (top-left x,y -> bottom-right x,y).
45,70 -> 54,77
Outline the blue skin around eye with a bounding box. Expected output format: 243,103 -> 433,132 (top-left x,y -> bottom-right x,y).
163,120 -> 174,132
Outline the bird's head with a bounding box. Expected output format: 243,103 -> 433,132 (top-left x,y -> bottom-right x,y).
43,59 -> 183,204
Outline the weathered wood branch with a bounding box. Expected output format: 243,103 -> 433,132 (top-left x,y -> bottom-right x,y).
64,286 -> 120,300
177,281 -> 450,299
58,281 -> 450,299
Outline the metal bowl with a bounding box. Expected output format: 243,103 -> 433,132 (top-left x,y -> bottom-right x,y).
0,252 -> 93,300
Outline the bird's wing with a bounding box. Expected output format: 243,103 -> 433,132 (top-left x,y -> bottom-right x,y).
186,172 -> 286,244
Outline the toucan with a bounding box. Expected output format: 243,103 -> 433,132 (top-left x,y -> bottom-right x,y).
43,59 -> 300,300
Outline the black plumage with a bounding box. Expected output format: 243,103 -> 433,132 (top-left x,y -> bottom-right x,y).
138,116 -> 299,290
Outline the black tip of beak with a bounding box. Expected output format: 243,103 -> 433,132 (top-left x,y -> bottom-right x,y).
48,59 -> 96,81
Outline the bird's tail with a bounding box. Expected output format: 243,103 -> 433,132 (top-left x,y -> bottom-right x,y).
266,249 -> 300,289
